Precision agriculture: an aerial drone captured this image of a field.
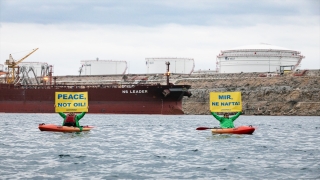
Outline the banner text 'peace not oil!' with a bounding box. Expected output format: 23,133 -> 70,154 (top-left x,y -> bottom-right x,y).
55,92 -> 88,112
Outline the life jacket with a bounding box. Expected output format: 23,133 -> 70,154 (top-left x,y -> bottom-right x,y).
65,115 -> 76,123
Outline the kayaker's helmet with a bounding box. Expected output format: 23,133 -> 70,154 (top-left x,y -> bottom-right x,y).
224,113 -> 229,118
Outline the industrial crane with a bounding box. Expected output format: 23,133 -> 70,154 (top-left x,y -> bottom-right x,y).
5,48 -> 39,84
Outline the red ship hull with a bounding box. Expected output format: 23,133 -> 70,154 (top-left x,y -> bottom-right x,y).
0,83 -> 191,114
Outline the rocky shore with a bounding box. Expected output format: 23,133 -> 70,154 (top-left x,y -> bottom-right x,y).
177,70 -> 320,116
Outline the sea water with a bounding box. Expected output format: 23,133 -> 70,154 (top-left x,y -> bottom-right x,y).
0,114 -> 319,179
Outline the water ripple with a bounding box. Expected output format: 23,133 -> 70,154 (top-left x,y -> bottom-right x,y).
0,114 -> 319,179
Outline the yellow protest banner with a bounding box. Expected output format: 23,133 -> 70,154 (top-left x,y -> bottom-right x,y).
55,92 -> 88,112
210,92 -> 242,112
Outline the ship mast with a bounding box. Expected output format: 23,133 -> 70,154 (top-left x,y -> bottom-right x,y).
165,61 -> 170,85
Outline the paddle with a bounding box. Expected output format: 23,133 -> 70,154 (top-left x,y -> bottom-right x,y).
196,127 -> 218,130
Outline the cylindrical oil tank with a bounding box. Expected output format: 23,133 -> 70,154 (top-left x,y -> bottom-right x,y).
18,62 -> 50,77
146,58 -> 195,74
0,64 -> 5,76
216,44 -> 305,73
80,60 -> 127,75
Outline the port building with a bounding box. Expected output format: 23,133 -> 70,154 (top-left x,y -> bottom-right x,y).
146,58 -> 195,74
216,44 -> 305,73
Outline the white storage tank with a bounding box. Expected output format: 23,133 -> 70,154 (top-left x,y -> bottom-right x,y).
146,58 -> 195,74
216,43 -> 305,73
17,62 -> 50,77
79,59 -> 127,75
0,64 -> 5,76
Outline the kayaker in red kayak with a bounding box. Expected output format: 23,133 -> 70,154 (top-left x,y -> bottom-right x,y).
211,112 -> 241,128
59,112 -> 86,127
54,104 -> 88,128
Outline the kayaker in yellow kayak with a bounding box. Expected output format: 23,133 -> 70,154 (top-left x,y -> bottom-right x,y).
211,112 -> 241,128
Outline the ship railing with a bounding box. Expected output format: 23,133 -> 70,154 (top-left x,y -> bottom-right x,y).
16,83 -> 166,89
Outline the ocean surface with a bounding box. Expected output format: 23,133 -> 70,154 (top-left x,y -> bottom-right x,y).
0,114 -> 319,180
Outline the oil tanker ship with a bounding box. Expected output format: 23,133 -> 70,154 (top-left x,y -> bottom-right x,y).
0,62 -> 192,114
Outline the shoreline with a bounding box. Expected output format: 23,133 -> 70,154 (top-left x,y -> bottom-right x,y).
1,69 -> 319,116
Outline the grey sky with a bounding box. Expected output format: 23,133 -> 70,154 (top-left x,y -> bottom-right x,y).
1,0 -> 318,26
0,0 -> 319,75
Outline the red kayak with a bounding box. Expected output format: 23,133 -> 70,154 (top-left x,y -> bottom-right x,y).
211,126 -> 255,134
38,123 -> 94,132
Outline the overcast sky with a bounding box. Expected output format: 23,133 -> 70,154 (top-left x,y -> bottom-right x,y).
0,0 -> 319,75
